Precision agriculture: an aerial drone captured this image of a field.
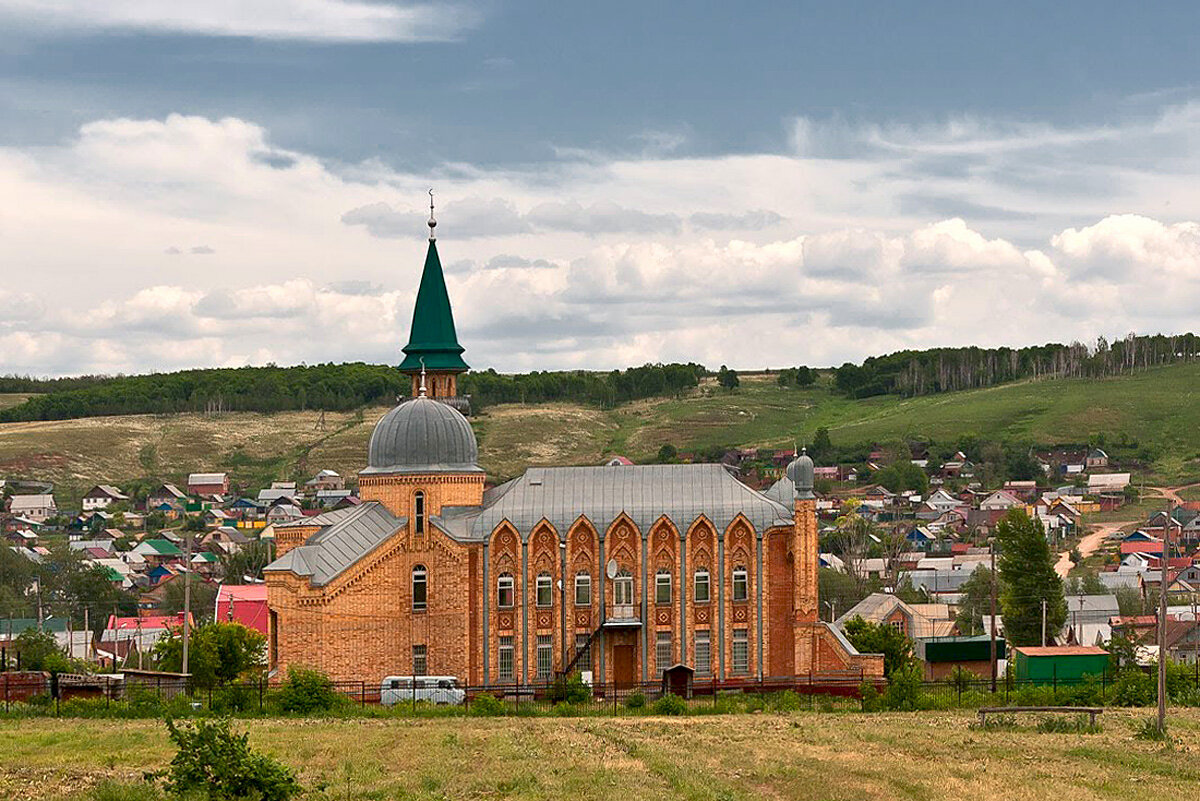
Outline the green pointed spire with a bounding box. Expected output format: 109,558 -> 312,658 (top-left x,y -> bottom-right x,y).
399,238 -> 468,373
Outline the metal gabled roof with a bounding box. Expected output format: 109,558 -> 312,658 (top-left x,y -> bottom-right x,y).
467,463 -> 792,541
264,502 -> 405,587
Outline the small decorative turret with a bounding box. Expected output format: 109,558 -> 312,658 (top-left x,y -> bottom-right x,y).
787,447 -> 815,500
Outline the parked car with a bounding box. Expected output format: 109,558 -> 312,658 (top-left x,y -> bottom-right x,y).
380,675 -> 465,706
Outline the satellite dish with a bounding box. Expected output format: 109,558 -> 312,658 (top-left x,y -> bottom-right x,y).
606,559 -> 619,580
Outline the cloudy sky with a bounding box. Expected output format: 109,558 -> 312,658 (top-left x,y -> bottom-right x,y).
1,2 -> 1200,377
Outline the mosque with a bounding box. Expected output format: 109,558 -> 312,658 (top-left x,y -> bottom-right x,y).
263,209 -> 882,688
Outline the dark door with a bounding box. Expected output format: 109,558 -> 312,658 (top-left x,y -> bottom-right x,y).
613,644 -> 636,687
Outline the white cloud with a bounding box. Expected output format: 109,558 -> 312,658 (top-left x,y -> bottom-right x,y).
4,104 -> 1200,376
0,0 -> 480,42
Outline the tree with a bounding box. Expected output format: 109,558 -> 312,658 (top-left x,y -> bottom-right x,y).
717,365 -> 739,390
810,427 -> 834,463
818,568 -> 870,621
14,628 -> 67,672
656,443 -> 678,464
161,578 -> 219,624
872,460 -> 928,494
831,511 -> 878,595
221,539 -> 276,584
954,564 -> 996,636
842,617 -> 914,677
154,622 -> 266,689
0,546 -> 34,618
39,545 -> 135,633
996,510 -> 1066,645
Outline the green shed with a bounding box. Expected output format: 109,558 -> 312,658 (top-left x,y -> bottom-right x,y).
1011,645 -> 1109,683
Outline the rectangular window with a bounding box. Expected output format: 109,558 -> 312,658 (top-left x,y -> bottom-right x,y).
695,630 -> 711,675
537,635 -> 553,680
732,629 -> 749,675
574,633 -> 592,673
498,636 -> 514,682
574,573 -> 591,606
614,574 -> 633,606
732,568 -> 748,602
694,570 -> 711,603
655,572 -> 671,605
412,644 -> 427,676
655,631 -> 672,673
536,574 -> 553,607
498,575 -> 514,608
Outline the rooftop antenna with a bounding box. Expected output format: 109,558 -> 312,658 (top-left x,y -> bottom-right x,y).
419,357 -> 428,398
427,188 -> 437,241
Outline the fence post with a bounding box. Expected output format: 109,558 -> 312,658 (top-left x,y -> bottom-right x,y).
361,681 -> 365,709
259,676 -> 264,713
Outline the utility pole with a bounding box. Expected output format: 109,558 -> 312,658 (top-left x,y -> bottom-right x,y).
1157,504 -> 1171,736
182,529 -> 193,679
1041,599 -> 1047,646
83,608 -> 90,662
989,538 -> 997,693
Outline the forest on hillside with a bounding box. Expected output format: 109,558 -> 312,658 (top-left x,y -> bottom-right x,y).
0,362 -> 707,422
833,332 -> 1200,399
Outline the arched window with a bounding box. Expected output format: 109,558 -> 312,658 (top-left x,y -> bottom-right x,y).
732,566 -> 749,602
694,569 -> 711,603
655,569 -> 672,605
497,573 -> 515,608
574,572 -> 592,605
536,572 -> 553,607
412,564 -> 428,611
614,570 -> 634,606
413,491 -> 426,535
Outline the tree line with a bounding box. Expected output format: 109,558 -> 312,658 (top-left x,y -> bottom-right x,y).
833,332 -> 1200,398
0,362 -> 708,421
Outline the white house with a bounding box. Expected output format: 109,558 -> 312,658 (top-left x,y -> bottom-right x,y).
82,485 -> 130,511
9,494 -> 56,522
980,490 -> 1022,510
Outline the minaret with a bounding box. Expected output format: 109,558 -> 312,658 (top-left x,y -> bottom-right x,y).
399,191 -> 469,404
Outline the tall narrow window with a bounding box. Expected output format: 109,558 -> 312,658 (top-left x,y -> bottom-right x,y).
614,570 -> 634,606
694,569 -> 711,603
655,570 -> 672,605
574,633 -> 592,672
413,491 -> 425,535
732,566 -> 748,602
655,631 -> 672,673
412,564 -> 428,611
537,634 -> 553,680
695,630 -> 712,675
497,573 -> 515,608
574,572 -> 591,606
536,572 -> 553,607
732,629 -> 749,674
499,636 -> 514,682
412,644 -> 427,675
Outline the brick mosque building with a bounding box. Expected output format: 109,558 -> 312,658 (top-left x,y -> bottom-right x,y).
264,211 -> 883,688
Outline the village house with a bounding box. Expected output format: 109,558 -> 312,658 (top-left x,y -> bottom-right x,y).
306,469 -> 345,492
147,483 -> 187,514
187,472 -> 229,495
82,484 -> 130,511
835,593 -> 955,639
8,494 -> 56,523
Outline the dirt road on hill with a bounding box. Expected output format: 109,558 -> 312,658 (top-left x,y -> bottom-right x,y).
1054,521 -> 1128,578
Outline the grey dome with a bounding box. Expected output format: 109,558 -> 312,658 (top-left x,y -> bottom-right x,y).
361,396 -> 481,475
786,449 -> 815,499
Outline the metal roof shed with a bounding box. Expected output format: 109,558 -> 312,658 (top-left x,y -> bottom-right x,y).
1011,645 -> 1109,684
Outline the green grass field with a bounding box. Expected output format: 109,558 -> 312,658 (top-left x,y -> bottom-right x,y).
1,709 -> 1197,801
4,363 -> 1200,503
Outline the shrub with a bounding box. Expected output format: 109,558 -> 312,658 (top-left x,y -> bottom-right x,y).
1110,670 -> 1155,707
551,701 -> 578,717
859,681 -> 882,713
547,672 -> 591,704
469,693 -> 505,717
274,667 -> 344,715
624,691 -> 646,710
210,684 -> 258,715
651,693 -> 687,716
1132,716 -> 1170,741
885,664 -> 922,711
156,717 -> 301,800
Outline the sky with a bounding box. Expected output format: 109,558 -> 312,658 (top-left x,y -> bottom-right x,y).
1,2 -> 1200,377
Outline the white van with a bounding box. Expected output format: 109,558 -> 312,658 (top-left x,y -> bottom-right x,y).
380,675 -> 465,706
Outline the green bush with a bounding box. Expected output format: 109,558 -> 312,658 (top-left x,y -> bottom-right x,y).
469,693 -> 505,717
1110,670 -> 1155,707
650,693 -> 687,716
859,681 -> 882,712
210,684 -> 258,715
885,664 -> 922,711
274,667 -> 345,715
550,701 -> 578,717
547,672 -> 591,704
156,717 -> 301,800
624,691 -> 646,710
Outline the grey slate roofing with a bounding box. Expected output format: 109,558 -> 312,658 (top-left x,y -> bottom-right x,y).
265,502 -> 406,586
466,463 -> 792,540
361,396 -> 482,475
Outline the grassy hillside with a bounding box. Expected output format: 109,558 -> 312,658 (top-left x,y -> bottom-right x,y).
3,363 -> 1199,503
2,710 -> 1198,800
